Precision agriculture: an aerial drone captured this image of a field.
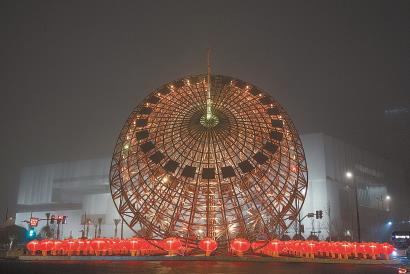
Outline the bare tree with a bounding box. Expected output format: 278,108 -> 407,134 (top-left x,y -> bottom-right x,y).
114,219 -> 121,238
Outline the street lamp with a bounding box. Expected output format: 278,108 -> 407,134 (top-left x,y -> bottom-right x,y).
385,195 -> 391,201
346,171 -> 361,242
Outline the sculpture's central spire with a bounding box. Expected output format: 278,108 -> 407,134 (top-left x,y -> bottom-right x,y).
201,49 -> 219,128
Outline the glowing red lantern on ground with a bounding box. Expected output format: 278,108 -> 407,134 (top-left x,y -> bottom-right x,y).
198,238 -> 218,256
128,237 -> 146,256
357,242 -> 367,258
267,239 -> 284,257
230,238 -> 250,256
318,241 -> 330,257
91,238 -> 107,256
104,239 -> 114,255
140,239 -> 154,255
380,243 -> 394,260
110,239 -> 122,255
292,240 -> 303,256
162,237 -> 182,256
365,242 -> 380,260
120,239 -> 132,255
76,239 -> 86,255
338,242 -> 353,259
52,240 -> 64,256
303,241 -> 318,258
147,240 -> 164,255
328,242 -> 339,258
64,239 -> 79,256
350,242 -> 359,258
283,240 -> 294,256
39,239 -> 54,256
251,240 -> 267,254
27,240 -> 40,255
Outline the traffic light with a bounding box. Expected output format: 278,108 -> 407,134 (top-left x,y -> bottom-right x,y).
315,210 -> 323,219
28,228 -> 36,239
29,217 -> 39,227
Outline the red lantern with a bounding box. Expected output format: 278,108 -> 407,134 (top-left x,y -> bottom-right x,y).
27,240 -> 40,255
357,242 -> 367,258
84,239 -> 92,255
52,240 -> 64,256
39,239 -> 54,256
267,239 -> 284,257
251,240 -> 267,254
147,240 -> 164,255
76,239 -> 86,255
339,242 -> 353,259
328,242 -> 339,259
292,240 -> 303,256
350,242 -> 359,258
380,242 -> 394,260
365,242 -> 380,260
128,237 -> 146,256
162,237 -> 182,256
64,239 -> 79,256
302,241 -> 317,258
198,238 -> 218,256
282,240 -> 294,256
317,241 -> 330,257
90,238 -> 107,256
230,238 -> 250,256
104,239 -> 114,255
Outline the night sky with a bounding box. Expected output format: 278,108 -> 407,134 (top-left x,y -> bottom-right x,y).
0,1 -> 409,219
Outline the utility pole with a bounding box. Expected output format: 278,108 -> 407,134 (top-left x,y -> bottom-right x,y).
4,207 -> 8,224
346,171 -> 361,242
354,178 -> 361,242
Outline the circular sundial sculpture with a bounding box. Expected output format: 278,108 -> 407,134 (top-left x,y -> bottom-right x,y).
109,74 -> 308,252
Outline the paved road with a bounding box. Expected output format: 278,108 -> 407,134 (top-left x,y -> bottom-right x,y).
0,260 -> 402,274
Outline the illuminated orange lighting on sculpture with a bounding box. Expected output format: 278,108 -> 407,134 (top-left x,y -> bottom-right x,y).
109,75 -> 308,254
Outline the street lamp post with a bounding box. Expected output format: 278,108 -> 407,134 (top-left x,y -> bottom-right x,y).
346,171 -> 361,242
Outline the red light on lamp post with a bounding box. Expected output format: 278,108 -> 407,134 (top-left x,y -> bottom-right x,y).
230,238 -> 250,256
198,238 -> 218,256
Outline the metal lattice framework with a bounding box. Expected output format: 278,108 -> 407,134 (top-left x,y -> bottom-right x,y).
109,75 -> 308,250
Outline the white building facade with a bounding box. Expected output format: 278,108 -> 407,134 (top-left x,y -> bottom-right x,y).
15,133 -> 402,241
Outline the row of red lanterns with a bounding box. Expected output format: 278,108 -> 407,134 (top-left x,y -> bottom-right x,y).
26,237 -> 218,256
251,240 -> 394,260
27,238 -> 394,259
